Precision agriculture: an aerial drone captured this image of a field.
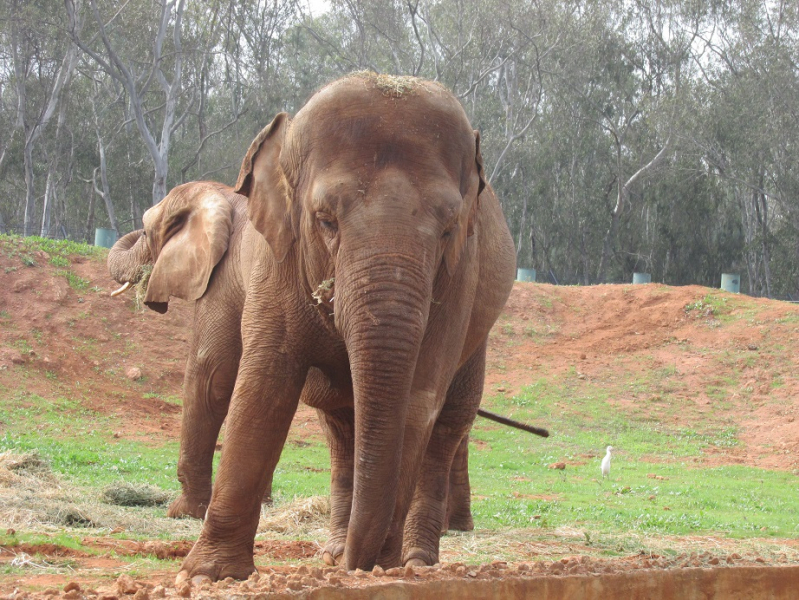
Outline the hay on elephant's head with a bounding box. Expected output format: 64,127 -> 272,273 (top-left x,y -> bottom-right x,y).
350,71 -> 419,98
101,482 -> 170,507
259,496 -> 330,534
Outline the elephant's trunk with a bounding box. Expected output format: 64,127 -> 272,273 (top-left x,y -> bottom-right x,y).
336,249 -> 433,571
107,229 -> 150,285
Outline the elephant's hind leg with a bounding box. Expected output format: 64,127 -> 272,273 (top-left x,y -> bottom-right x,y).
302,370 -> 355,566
444,434 -> 474,532
316,405 -> 355,566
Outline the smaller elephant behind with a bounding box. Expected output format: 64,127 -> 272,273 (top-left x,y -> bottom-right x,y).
108,181 -> 544,529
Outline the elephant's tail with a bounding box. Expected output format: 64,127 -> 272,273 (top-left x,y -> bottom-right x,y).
476,409 -> 549,438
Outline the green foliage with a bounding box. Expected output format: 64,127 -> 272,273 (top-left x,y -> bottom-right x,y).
1,0 -> 797,296
56,269 -> 90,291
0,236 -> 103,259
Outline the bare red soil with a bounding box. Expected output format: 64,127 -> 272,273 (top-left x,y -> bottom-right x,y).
0,242 -> 797,597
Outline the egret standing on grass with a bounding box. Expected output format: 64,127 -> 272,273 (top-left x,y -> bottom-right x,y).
601,446 -> 613,479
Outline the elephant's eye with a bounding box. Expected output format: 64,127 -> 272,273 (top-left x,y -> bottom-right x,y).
316,212 -> 338,234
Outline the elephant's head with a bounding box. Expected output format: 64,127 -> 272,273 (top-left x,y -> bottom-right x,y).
107,181 -> 236,313
235,73 -> 486,569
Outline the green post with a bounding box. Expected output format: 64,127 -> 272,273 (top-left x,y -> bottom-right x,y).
720,273 -> 740,293
94,228 -> 118,248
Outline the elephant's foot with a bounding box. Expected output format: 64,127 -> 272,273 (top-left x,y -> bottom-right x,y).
167,494 -> 209,520
177,540 -> 255,583
322,539 -> 345,566
445,511 -> 474,532
403,546 -> 438,567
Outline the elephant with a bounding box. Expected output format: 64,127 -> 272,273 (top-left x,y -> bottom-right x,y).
116,72 -> 517,580
107,179 -> 540,531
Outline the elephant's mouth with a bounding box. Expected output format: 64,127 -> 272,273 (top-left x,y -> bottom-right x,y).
110,265 -> 152,308
311,277 -> 335,316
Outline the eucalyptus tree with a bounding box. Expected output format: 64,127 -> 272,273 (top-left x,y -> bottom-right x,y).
65,0 -> 192,205
690,0 -> 799,297
5,0 -> 80,236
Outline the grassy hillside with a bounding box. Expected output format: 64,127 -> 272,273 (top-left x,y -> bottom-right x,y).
0,236 -> 797,586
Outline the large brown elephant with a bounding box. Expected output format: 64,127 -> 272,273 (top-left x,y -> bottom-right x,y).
107,180 -> 504,531
120,73 -> 516,580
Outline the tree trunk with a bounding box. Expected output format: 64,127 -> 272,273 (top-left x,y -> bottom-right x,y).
85,178 -> 96,243
22,141 -> 36,237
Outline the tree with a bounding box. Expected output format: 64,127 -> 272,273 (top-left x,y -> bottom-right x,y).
66,0 -> 190,205
8,0 -> 80,235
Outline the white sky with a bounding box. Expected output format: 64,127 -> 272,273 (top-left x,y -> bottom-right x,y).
306,0 -> 331,18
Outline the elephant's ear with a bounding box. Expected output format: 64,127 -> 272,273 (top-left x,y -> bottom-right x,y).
235,112 -> 295,263
143,187 -> 234,311
444,130 -> 486,275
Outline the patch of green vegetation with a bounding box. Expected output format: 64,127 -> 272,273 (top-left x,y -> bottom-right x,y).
12,338 -> 33,354
271,439 -> 331,502
142,393 -> 183,406
49,255 -> 70,268
20,254 -> 37,267
465,379 -> 799,538
56,269 -> 90,291
3,235 -> 104,258
0,531 -> 92,554
0,392 -> 178,490
0,390 -> 329,502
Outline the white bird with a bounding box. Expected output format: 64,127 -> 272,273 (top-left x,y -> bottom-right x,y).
600,446 -> 613,479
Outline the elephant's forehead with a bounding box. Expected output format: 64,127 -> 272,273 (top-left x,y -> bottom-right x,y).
297,78 -> 473,155
142,203 -> 163,230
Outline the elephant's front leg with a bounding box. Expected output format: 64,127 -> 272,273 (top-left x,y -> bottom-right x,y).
177,360 -> 306,582
168,307 -> 242,519
372,387 -> 447,568
403,344 -> 486,566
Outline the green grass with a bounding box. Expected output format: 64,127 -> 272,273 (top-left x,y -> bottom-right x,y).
0,355 -> 796,560
0,392 -> 179,489
0,390 -> 330,498
467,381 -> 799,538
0,235 -> 104,259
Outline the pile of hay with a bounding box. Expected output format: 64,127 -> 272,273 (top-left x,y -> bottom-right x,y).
101,482 -> 170,507
0,451 -> 83,529
259,496 -> 330,535
0,451 -> 55,489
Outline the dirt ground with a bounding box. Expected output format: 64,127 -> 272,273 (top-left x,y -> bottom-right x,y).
0,242 -> 797,598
